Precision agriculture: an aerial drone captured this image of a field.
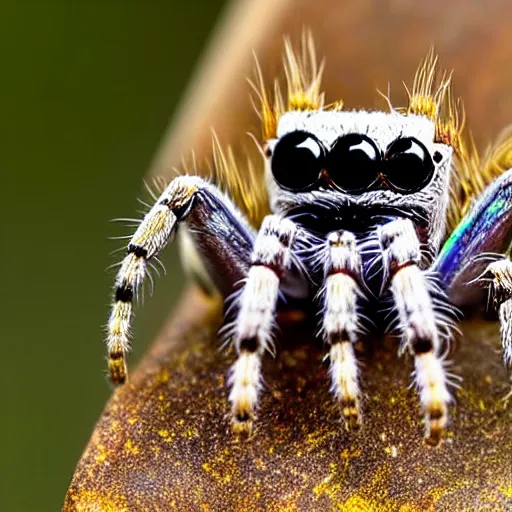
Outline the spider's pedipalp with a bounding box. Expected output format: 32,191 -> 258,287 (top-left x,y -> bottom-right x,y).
378,218 -> 455,444
229,215 -> 298,435
320,230 -> 364,428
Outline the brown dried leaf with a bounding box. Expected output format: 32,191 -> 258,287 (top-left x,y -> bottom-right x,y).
65,288 -> 512,511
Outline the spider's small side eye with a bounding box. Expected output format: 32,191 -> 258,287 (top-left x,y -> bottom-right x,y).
327,134 -> 380,193
384,137 -> 434,194
271,130 -> 326,191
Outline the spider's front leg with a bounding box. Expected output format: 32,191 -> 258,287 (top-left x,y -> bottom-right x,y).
379,219 -> 453,444
229,215 -> 299,434
319,231 -> 364,429
106,175 -> 255,384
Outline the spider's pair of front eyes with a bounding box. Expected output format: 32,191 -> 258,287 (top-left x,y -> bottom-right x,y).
271,131 -> 442,194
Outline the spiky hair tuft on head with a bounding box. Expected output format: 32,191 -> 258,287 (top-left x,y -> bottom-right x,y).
405,47 -> 464,151
404,48 -> 503,233
251,30 -> 327,141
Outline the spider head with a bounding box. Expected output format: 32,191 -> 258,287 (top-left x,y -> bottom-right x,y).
265,110 -> 453,251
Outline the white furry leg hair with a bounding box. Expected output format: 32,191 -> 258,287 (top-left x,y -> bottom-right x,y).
320,231 -> 363,428
379,218 -> 453,444
229,215 -> 297,434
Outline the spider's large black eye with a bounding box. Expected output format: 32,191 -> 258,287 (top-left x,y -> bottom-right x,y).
271,131 -> 326,191
384,137 -> 434,193
326,134 -> 380,193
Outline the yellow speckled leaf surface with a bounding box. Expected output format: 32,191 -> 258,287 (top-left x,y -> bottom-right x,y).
64,288 -> 512,511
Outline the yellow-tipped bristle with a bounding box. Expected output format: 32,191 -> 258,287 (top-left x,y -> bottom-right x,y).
211,131 -> 269,227
251,29 -> 329,141
407,47 -> 439,120
283,31 -> 325,112
447,125 -> 512,232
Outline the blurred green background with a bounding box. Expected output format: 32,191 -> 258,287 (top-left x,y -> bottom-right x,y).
1,1 -> 226,510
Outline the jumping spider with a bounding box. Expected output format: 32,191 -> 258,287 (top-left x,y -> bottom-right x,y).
105,37 -> 512,445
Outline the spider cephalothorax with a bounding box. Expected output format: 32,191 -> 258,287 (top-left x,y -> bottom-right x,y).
267,110 -> 453,254
105,34 -> 512,445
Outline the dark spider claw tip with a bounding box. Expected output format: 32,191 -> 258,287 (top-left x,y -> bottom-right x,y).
236,412 -> 250,422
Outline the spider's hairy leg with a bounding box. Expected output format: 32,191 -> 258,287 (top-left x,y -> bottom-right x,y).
229,215 -> 298,435
107,175 -> 255,385
434,169 -> 512,306
107,203 -> 176,385
485,259 -> 512,387
379,218 -> 453,445
320,231 -> 363,429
